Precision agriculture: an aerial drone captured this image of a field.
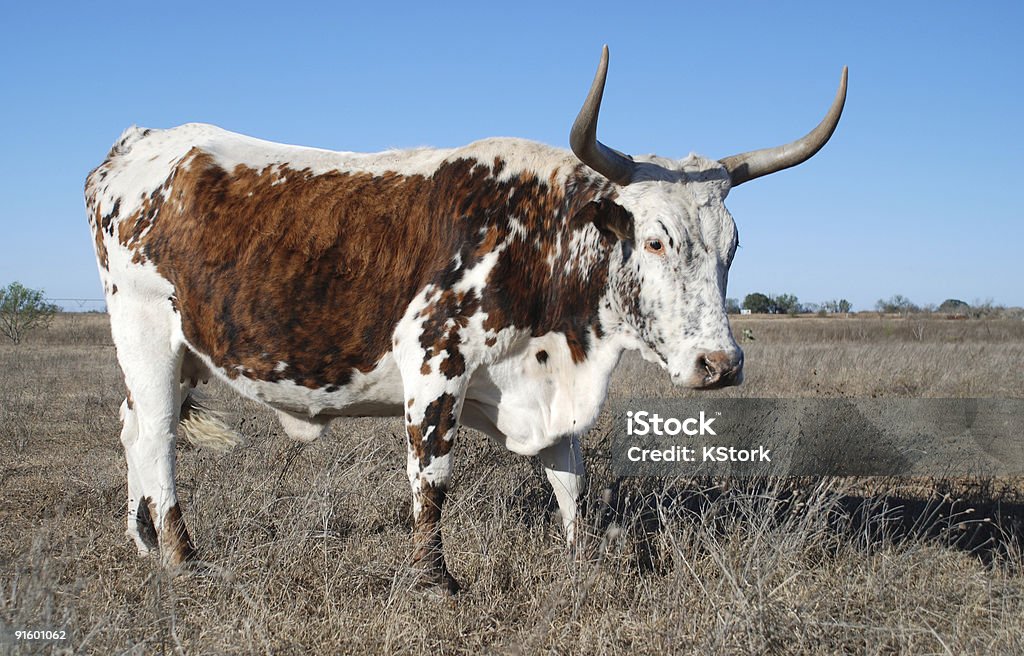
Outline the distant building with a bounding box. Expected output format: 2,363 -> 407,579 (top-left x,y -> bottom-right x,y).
740,309 -> 752,315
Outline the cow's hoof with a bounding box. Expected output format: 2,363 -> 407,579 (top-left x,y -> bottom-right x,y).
131,540 -> 158,559
160,541 -> 197,568
413,569 -> 462,596
175,558 -> 218,578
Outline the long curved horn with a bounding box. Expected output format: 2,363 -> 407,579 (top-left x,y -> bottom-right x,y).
570,45 -> 636,186
720,67 -> 848,187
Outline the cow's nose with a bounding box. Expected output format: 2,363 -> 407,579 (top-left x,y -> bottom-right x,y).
695,350 -> 743,388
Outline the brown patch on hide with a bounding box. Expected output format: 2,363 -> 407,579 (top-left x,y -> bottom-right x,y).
422,394 -> 458,449
479,183 -> 626,364
407,393 -> 458,463
475,225 -> 501,258
406,423 -> 424,456
119,181 -> 172,258
91,207 -> 109,270
160,503 -> 195,566
417,289 -> 479,380
100,198 -> 121,235
438,352 -> 466,378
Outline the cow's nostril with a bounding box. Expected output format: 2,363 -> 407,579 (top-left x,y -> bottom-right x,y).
694,350 -> 742,388
696,353 -> 721,384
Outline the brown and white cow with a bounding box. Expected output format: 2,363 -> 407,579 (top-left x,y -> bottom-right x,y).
86,47 -> 845,594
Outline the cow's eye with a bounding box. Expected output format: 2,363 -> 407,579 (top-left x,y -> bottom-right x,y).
645,239 -> 665,255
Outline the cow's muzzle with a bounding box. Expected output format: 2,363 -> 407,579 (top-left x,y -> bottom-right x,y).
689,350 -> 744,389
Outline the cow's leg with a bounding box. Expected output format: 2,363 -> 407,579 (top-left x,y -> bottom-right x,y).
120,395 -> 158,555
539,434 -> 586,547
111,308 -> 193,566
403,382 -> 466,595
462,400 -> 586,547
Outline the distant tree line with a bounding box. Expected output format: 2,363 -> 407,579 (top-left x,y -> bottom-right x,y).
730,293 -> 852,316
874,295 -> 1011,318
726,291 -> 1019,319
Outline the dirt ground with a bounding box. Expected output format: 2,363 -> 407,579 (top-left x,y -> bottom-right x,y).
1,313 -> 1023,654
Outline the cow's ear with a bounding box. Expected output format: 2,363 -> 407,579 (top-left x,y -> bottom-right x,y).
575,199 -> 634,242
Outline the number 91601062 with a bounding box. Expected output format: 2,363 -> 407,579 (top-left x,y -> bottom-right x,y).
15,629 -> 67,641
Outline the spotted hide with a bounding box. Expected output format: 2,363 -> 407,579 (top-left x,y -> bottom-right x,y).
85,47 -> 845,593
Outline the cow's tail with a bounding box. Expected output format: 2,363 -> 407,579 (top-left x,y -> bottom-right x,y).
179,391 -> 242,452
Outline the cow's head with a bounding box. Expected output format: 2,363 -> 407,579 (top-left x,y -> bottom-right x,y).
571,46 -> 846,389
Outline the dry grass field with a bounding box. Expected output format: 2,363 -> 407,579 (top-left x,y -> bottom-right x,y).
2,313 -> 1024,654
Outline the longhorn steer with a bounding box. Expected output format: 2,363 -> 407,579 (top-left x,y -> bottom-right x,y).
86,47 -> 846,594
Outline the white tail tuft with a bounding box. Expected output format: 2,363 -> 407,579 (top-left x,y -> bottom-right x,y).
179,392 -> 242,452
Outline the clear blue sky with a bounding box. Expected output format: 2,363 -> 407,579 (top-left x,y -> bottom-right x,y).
2,1 -> 1021,312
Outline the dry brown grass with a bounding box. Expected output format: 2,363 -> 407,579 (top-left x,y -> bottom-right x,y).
1,314 -> 1023,654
